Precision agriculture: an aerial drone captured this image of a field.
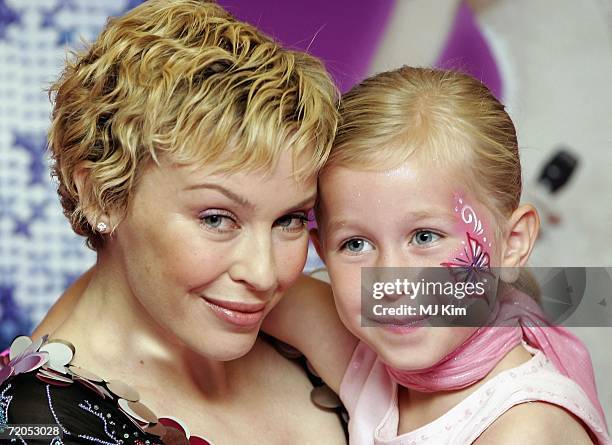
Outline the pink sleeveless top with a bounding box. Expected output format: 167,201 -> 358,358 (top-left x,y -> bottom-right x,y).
340,342 -> 611,445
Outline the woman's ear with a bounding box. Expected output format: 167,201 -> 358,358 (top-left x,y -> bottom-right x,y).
73,161 -> 110,232
72,161 -> 92,199
309,228 -> 326,264
501,204 -> 540,268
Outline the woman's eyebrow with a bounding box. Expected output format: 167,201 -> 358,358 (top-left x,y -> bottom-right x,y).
184,183 -> 255,210
285,194 -> 317,213
183,183 -> 316,214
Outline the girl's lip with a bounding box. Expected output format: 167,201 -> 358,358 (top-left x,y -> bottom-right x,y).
381,323 -> 425,334
202,297 -> 267,328
367,313 -> 430,325
367,315 -> 429,333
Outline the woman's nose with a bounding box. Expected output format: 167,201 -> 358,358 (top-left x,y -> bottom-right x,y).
228,232 -> 277,293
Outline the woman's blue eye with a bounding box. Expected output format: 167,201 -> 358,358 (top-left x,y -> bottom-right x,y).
275,214 -> 308,232
200,213 -> 238,232
412,230 -> 441,245
203,215 -> 223,228
341,238 -> 374,254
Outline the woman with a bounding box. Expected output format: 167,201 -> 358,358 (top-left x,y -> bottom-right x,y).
0,1 -> 347,443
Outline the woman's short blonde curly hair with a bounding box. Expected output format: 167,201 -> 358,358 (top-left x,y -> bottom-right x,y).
49,0 -> 339,250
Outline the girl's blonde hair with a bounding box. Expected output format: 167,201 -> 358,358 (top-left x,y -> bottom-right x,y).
49,0 -> 338,250
327,66 -> 521,227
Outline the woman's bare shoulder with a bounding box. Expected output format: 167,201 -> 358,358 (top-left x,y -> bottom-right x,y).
32,267 -> 93,338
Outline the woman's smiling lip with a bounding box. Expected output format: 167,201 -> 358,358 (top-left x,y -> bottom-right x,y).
202,296 -> 267,313
201,296 -> 267,328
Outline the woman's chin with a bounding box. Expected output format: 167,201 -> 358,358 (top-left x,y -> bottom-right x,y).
195,332 -> 259,362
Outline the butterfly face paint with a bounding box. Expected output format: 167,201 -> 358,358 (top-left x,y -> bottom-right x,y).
440,194 -> 492,272
441,194 -> 494,289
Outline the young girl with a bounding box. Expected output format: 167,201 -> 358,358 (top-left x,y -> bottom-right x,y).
265,66 -> 610,444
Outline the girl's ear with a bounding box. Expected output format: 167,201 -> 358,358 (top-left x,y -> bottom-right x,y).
309,228 -> 326,264
501,204 -> 540,268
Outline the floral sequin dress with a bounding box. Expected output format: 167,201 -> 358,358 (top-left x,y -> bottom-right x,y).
0,335 -> 347,445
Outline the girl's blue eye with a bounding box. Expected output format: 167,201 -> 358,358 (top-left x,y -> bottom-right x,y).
412,230 -> 441,245
341,238 -> 374,254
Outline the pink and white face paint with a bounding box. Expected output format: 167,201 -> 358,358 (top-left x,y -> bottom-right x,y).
441,193 -> 493,274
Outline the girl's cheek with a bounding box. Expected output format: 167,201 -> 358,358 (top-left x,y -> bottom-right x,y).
331,269 -> 362,314
339,295 -> 363,334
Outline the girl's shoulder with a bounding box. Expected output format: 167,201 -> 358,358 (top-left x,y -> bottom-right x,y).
457,348 -> 609,444
474,401 -> 596,444
386,349 -> 608,445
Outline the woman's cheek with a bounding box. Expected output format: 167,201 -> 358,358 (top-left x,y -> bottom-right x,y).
278,237 -> 310,289
178,247 -> 228,290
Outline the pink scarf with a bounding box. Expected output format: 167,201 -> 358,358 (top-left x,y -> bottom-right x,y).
385,288 -> 607,424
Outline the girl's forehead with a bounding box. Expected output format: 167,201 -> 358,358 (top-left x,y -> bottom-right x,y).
320,162 -> 462,202
318,163 -> 494,224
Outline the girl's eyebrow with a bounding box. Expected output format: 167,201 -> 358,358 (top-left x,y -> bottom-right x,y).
405,210 -> 455,222
326,210 -> 454,234
326,219 -> 351,234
